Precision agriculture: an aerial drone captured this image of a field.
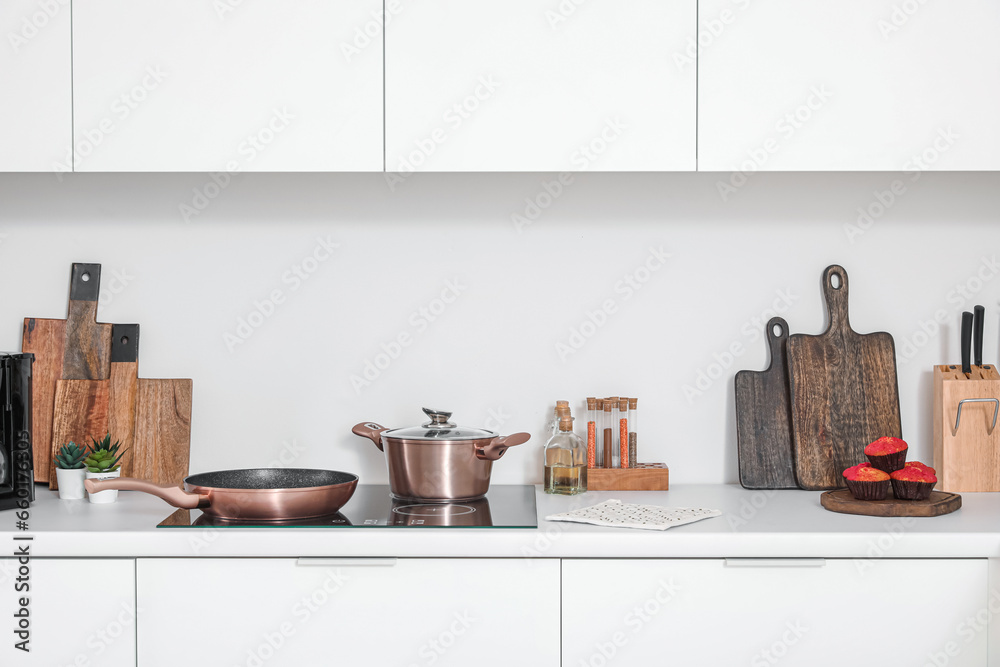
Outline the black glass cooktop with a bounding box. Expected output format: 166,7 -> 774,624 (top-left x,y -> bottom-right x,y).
157,485 -> 537,528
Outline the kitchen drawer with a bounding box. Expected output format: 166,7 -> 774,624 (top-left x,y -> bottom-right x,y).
385,0 -> 696,172
137,557 -> 559,667
72,0 -> 383,171
1,557 -> 136,667
698,0 -> 1000,171
0,1 -> 72,171
564,558 -> 987,666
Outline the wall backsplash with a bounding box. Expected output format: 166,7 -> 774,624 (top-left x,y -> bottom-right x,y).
0,172 -> 997,486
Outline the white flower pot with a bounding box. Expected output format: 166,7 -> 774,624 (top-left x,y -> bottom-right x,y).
86,469 -> 121,504
55,468 -> 87,500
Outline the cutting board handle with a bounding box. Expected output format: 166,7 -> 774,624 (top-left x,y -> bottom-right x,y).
765,316 -> 789,371
822,265 -> 851,334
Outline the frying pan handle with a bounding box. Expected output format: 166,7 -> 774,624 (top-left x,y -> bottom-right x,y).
352,422 -> 389,452
476,432 -> 531,461
84,477 -> 208,509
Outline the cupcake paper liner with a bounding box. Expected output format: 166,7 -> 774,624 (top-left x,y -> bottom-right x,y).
866,449 -> 907,474
845,477 -> 889,501
891,478 -> 933,501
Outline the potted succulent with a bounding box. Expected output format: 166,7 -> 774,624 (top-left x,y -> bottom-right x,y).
54,442 -> 89,500
84,434 -> 128,504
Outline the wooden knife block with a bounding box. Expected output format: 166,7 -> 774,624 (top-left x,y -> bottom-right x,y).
933,364 -> 1000,492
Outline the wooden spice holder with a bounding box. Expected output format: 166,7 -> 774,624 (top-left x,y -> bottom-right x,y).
587,463 -> 669,491
933,364 -> 1000,492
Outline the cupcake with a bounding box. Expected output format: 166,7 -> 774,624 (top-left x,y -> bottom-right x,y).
864,437 -> 908,473
843,463 -> 890,500
905,461 -> 936,475
890,466 -> 937,500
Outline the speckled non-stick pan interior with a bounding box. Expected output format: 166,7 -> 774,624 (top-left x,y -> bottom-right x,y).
185,468 -> 357,490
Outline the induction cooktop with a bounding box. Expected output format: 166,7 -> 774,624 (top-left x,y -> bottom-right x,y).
156,485 -> 537,528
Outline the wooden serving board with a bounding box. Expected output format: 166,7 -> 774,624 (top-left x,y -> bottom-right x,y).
50,379 -> 110,487
108,325 -> 140,478
587,464 -> 669,491
22,263 -> 112,483
787,265 -> 902,490
735,316 -> 797,489
820,488 -> 961,517
134,378 -> 192,486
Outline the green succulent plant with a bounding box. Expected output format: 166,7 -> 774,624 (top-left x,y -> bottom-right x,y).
84,434 -> 128,474
55,442 -> 89,470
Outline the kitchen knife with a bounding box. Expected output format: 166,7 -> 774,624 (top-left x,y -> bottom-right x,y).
974,305 -> 985,367
961,311 -> 973,376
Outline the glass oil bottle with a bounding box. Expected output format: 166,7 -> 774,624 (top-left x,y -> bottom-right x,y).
544,415 -> 588,495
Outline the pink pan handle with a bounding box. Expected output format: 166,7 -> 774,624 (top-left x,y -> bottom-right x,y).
84,477 -> 208,509
352,422 -> 390,452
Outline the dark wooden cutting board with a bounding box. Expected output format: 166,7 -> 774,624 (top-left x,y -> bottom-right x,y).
735,317 -> 798,489
50,379 -> 110,488
787,265 -> 902,490
108,325 -> 140,478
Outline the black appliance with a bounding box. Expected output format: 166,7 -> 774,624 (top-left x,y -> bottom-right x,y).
0,353 -> 34,511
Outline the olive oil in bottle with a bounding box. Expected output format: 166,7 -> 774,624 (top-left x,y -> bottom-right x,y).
544,415 -> 587,495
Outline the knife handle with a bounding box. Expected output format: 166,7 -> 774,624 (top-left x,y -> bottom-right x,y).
961,311 -> 973,375
974,305 -> 985,367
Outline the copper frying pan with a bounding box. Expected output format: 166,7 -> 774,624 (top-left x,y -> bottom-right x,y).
84,468 -> 358,521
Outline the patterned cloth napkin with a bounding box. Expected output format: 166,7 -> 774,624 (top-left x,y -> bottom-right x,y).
545,499 -> 722,531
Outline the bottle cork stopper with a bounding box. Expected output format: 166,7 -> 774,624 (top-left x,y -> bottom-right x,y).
556,400 -> 569,408
559,416 -> 574,430
595,398 -> 604,410
556,405 -> 571,419
603,401 -> 612,412
587,397 -> 597,409
628,397 -> 637,409
619,398 -> 628,411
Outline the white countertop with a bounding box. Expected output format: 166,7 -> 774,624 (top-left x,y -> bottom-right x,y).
3,484 -> 999,559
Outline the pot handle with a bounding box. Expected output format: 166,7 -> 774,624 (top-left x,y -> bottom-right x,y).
476,432 -> 531,461
83,477 -> 208,509
352,422 -> 389,452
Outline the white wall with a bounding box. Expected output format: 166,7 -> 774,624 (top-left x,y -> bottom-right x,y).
0,172 -> 997,486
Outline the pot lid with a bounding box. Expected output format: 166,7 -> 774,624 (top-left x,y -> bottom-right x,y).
383,408 -> 497,442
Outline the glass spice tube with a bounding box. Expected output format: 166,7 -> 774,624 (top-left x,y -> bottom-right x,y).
594,398 -> 605,467
619,397 -> 629,469
602,399 -> 614,469
608,397 -> 620,468
586,397 -> 597,469
628,397 -> 638,467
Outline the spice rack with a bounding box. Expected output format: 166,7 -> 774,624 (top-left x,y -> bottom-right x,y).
933,364 -> 1000,492
587,463 -> 670,491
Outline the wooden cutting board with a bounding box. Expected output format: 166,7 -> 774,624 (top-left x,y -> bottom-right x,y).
787,265 -> 902,491
108,324 -> 140,478
735,316 -> 798,489
49,379 -> 110,488
820,489 -> 961,517
134,378 -> 193,486
22,263 -> 112,483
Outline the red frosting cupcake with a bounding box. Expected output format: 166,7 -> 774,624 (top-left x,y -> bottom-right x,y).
890,466 -> 937,500
905,461 -> 936,475
864,437 -> 908,473
843,464 -> 890,500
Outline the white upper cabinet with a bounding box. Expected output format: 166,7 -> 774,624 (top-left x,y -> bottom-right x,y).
698,0 -> 1000,171
0,1 -> 71,172
385,0 -> 696,172
72,0 -> 383,171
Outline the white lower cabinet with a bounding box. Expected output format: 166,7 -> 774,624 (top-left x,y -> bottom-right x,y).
136,557 -> 559,667
0,558 -> 136,667
563,559 -> 988,667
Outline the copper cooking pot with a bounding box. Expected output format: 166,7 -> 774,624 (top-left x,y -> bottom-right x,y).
352,408 -> 530,502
